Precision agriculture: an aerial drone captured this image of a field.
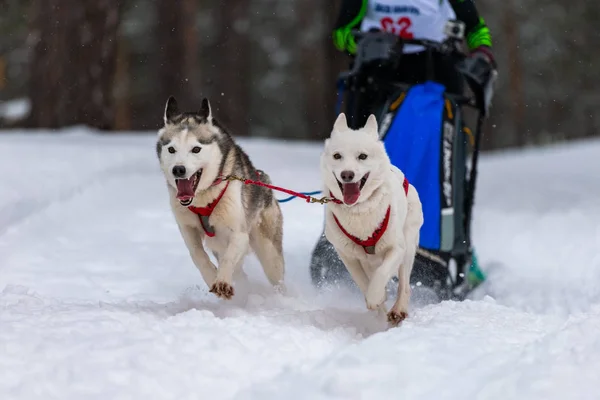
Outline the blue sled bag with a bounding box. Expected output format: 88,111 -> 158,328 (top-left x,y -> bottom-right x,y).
377,81 -> 471,274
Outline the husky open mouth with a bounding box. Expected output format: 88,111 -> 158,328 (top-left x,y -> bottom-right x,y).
175,169 -> 203,206
336,172 -> 369,205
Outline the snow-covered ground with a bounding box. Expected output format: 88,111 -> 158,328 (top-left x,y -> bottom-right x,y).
1,128 -> 599,399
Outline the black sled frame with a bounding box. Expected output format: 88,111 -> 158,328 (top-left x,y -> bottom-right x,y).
309,25 -> 496,301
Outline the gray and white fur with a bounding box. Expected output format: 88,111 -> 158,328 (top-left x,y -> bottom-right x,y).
156,96 -> 285,299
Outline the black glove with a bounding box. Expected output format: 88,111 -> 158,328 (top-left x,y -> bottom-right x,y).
458,45 -> 498,115
470,45 -> 497,70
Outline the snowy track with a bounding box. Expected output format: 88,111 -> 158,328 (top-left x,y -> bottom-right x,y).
1,130 -> 599,399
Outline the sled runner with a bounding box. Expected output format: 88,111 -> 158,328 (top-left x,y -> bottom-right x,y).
310,22 -> 497,301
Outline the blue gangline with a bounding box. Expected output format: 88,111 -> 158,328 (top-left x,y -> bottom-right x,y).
277,190 -> 322,203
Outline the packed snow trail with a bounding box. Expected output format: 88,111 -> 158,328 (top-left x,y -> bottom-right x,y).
0,129 -> 599,399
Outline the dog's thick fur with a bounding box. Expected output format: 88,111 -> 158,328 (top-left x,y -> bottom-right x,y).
156,96 -> 285,299
320,113 -> 424,326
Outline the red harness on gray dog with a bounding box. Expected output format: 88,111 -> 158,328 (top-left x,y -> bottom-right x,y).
331,177 -> 409,255
187,180 -> 230,237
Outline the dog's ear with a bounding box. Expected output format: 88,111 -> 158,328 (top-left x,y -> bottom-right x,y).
332,113 -> 348,136
164,96 -> 179,124
199,98 -> 213,123
364,114 -> 379,139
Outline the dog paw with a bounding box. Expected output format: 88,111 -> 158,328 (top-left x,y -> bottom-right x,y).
365,285 -> 386,310
387,310 -> 408,326
209,280 -> 235,299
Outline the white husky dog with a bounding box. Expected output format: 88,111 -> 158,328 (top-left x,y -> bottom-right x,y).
320,113 -> 424,326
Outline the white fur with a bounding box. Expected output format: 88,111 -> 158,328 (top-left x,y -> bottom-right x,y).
157,128 -> 223,192
320,113 -> 424,326
168,181 -> 251,289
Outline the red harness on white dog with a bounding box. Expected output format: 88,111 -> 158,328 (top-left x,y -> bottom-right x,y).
187,179 -> 230,237
331,177 -> 409,255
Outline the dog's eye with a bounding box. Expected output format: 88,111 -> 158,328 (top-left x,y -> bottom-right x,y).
333,153 -> 342,160
168,146 -> 176,154
358,153 -> 368,160
191,146 -> 201,154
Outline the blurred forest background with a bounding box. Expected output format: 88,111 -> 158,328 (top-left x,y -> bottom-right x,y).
0,0 -> 599,151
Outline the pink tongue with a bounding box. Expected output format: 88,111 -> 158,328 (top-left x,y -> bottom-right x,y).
342,182 -> 360,205
176,178 -> 195,200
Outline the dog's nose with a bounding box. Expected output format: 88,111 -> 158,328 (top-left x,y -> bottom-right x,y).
172,165 -> 186,178
340,170 -> 355,182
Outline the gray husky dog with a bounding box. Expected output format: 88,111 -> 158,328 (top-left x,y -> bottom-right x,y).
156,96 -> 285,299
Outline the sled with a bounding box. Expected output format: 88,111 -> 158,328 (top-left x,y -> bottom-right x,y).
309,23 -> 497,301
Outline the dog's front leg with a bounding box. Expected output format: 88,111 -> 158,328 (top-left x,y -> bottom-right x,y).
388,239 -> 416,326
177,223 -> 218,287
337,251 -> 370,296
209,232 -> 249,300
365,246 -> 404,312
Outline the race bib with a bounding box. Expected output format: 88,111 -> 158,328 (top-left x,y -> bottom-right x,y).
360,0 -> 456,53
